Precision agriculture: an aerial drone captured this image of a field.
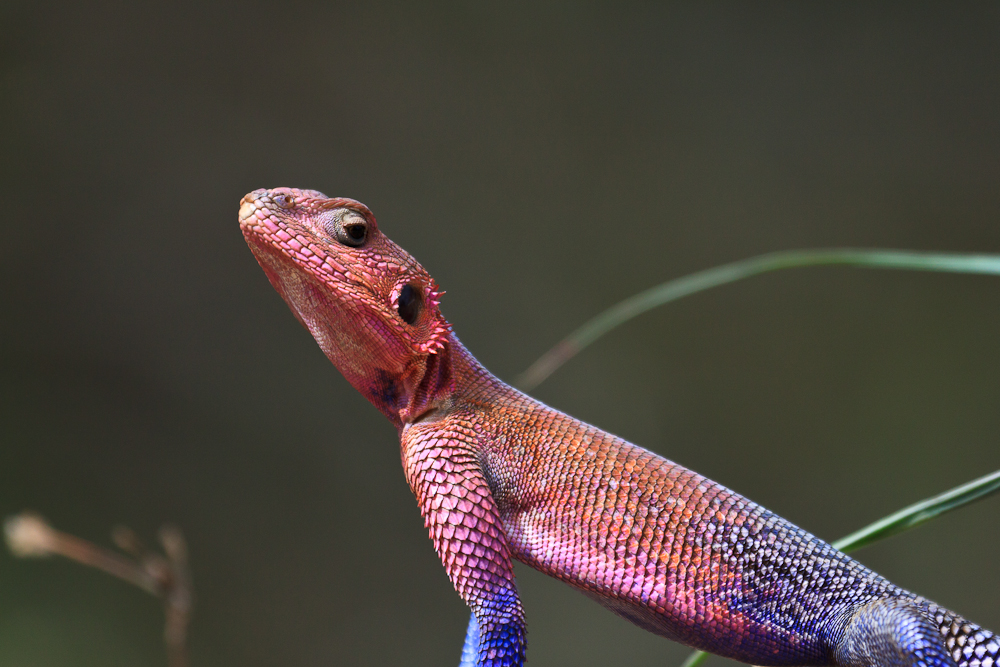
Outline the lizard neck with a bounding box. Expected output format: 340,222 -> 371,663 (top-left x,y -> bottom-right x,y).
366,331 -> 481,431
387,332 -> 511,431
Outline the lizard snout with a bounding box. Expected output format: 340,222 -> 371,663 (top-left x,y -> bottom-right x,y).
239,189 -> 269,221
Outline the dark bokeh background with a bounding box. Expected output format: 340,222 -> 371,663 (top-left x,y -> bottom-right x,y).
1,2 -> 998,665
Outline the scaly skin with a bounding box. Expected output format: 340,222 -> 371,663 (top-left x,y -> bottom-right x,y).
239,188 -> 997,667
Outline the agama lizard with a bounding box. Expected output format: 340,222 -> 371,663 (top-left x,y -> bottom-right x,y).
239,187 -> 997,667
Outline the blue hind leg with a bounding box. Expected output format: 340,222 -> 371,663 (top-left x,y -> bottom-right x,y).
837,598 -> 954,667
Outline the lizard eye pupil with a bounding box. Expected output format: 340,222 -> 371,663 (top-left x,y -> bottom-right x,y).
398,284 -> 422,325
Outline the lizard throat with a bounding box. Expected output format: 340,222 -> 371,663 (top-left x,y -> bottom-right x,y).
398,342 -> 454,426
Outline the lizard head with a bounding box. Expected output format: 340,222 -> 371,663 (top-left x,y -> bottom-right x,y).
239,187 -> 451,427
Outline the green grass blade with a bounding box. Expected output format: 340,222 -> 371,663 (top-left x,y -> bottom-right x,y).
677,468 -> 1000,667
517,249 -> 1000,391
832,468 -> 1000,553
679,650 -> 710,667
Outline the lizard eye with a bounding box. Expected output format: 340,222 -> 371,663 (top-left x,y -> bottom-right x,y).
397,284 -> 422,325
335,212 -> 368,248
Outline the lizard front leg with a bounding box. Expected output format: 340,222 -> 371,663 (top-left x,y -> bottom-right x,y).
402,420 -> 526,667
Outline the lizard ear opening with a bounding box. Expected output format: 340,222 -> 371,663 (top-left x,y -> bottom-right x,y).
398,284 -> 422,325
391,280 -> 450,355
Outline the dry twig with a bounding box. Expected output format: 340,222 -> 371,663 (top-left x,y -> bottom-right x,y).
4,512 -> 193,667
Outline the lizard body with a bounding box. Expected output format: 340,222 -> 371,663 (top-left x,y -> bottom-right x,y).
239,188 -> 997,667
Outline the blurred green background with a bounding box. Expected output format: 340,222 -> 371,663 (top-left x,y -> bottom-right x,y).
1,2 -> 998,666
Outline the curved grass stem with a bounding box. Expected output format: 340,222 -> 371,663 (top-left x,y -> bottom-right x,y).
517,249 -> 1000,391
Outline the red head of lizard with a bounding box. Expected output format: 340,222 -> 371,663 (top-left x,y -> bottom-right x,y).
239,187 -> 452,429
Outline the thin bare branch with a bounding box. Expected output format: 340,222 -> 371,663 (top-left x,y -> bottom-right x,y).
4,512 -> 193,667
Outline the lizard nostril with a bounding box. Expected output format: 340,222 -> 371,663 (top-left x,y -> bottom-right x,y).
272,192 -> 295,209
